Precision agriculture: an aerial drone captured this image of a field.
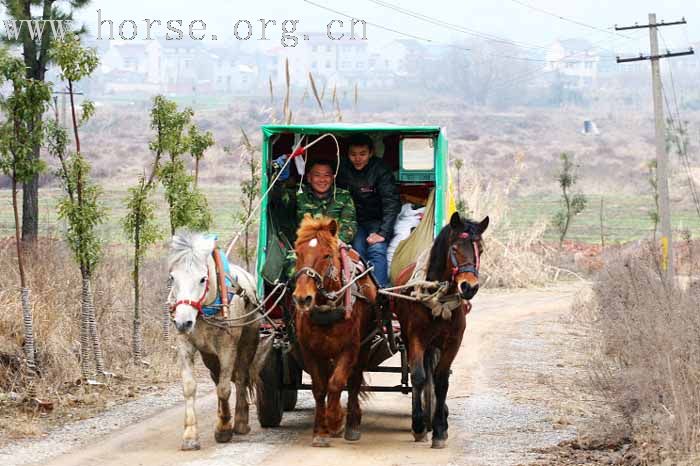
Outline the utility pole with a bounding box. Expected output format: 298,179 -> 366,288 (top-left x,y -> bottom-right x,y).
615,14 -> 694,281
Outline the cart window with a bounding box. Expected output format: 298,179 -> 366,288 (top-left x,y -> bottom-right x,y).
401,138 -> 434,171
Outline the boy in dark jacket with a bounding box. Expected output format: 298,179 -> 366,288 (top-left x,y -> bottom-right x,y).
337,134 -> 400,287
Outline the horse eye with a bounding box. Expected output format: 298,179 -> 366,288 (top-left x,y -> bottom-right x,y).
324,255 -> 332,260
200,276 -> 207,284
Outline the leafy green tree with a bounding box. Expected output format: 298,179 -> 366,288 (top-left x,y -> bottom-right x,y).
0,52 -> 51,395
122,97 -> 179,360
152,96 -> 212,235
187,124 -> 214,187
1,0 -> 91,243
553,153 -> 587,247
150,96 -> 212,339
50,34 -> 107,379
122,169 -> 161,362
234,128 -> 261,271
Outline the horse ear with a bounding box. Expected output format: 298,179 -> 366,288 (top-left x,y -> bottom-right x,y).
329,219 -> 338,237
449,211 -> 462,229
478,216 -> 490,234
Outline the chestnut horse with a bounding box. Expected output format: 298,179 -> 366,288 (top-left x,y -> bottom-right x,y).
393,212 -> 489,449
292,215 -> 378,447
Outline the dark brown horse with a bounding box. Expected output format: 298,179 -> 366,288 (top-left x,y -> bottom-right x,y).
292,215 -> 378,447
393,212 -> 489,449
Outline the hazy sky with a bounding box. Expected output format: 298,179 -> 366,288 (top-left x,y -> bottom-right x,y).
66,0 -> 699,54
0,0 -> 697,55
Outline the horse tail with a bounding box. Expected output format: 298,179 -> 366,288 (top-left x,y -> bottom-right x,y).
358,374 -> 372,402
248,331 -> 273,397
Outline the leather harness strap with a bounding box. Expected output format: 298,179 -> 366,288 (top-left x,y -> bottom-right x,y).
339,244 -> 354,320
212,249 -> 229,318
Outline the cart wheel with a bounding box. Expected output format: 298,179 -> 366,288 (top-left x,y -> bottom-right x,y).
256,348 -> 284,427
282,388 -> 298,411
283,355 -> 301,411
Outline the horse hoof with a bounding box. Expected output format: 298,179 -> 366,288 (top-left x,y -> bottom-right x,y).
431,438 -> 447,449
344,428 -> 361,442
330,426 -> 345,438
413,431 -> 428,442
181,439 -> 201,451
312,436 -> 330,447
234,424 -> 251,435
215,429 -> 233,443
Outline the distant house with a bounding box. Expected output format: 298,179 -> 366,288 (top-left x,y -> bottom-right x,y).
99,41 -> 161,93
157,38 -> 215,94
545,39 -> 600,88
267,32 -> 373,89
211,47 -> 258,94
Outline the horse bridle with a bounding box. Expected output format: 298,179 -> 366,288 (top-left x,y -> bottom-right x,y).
294,262 -> 340,301
450,231 -> 481,282
170,276 -> 211,317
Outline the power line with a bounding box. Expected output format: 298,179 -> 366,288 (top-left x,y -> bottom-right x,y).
304,0 -> 552,63
302,0 -> 471,52
367,0 -> 549,51
658,30 -> 700,221
508,0 -> 634,40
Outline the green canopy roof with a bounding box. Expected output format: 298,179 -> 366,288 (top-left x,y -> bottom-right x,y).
262,123 -> 442,136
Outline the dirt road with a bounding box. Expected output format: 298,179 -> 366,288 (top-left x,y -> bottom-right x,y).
3,285 -> 586,466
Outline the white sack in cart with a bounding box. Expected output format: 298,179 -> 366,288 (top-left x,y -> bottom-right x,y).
388,203 -> 425,266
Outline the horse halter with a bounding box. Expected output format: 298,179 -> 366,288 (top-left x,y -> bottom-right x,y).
170,276 -> 210,317
450,231 -> 481,282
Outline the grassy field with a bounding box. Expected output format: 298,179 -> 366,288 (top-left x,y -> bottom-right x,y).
510,194 -> 700,244
0,186 -> 248,246
3,186 -> 700,246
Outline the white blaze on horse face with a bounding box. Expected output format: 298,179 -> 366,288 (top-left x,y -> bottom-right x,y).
309,238 -> 318,248
170,265 -> 208,333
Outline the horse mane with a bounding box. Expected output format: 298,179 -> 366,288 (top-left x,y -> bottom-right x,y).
295,215 -> 339,251
169,229 -> 215,271
426,225 -> 451,281
426,217 -> 480,281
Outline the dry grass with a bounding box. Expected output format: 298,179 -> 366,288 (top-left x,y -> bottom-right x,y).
455,156 -> 556,288
578,243 -> 700,462
0,236 -> 178,440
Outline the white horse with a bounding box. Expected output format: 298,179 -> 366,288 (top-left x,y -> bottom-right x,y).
168,230 -> 269,450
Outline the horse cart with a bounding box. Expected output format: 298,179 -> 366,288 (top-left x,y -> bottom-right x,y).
252,123 -> 459,430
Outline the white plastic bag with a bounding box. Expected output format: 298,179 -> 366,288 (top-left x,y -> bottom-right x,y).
388,203 -> 425,266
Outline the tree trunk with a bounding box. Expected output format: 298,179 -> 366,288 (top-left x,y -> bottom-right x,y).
132,225 -> 143,362
13,178 -> 37,394
194,159 -> 199,188
86,277 -> 105,375
80,272 -> 105,377
19,0 -> 45,245
21,156 -> 39,244
79,275 -> 92,380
